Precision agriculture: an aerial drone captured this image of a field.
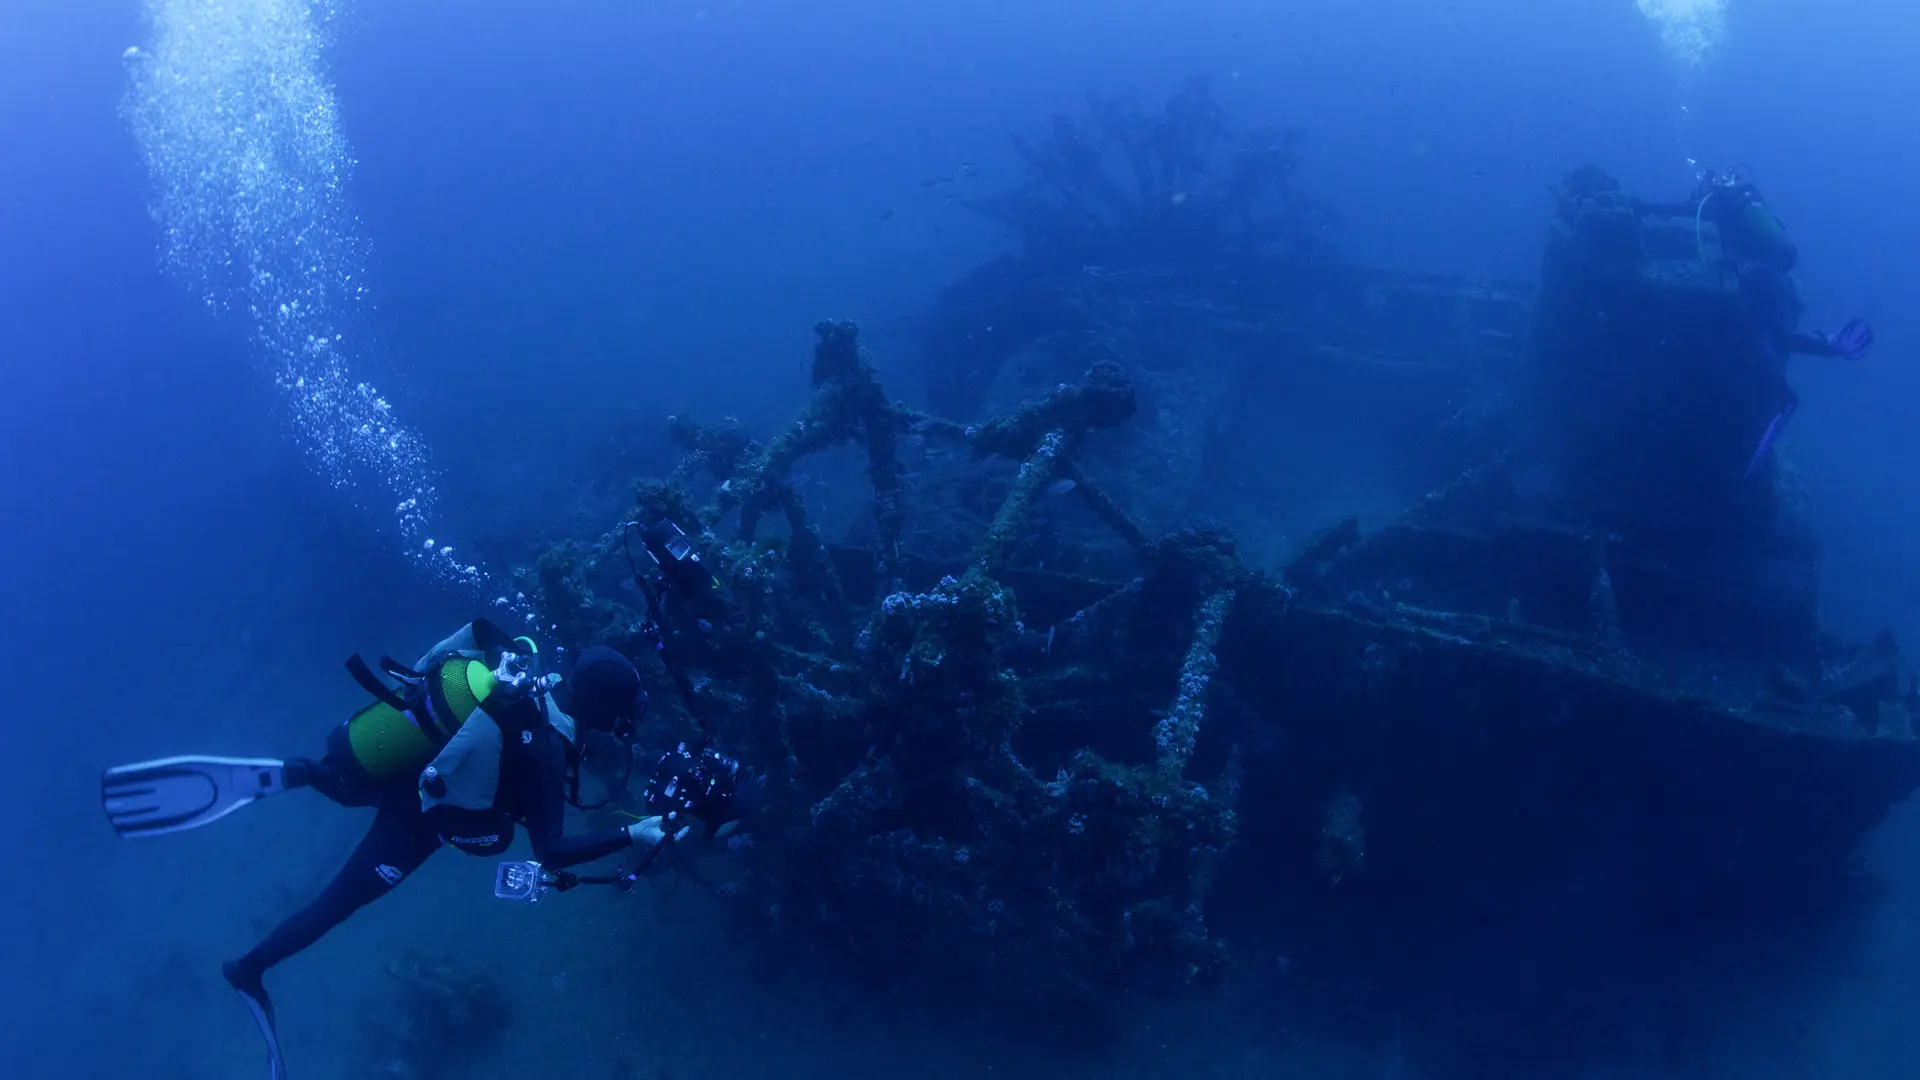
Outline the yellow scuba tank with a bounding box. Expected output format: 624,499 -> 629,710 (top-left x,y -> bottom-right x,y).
328,656 -> 501,787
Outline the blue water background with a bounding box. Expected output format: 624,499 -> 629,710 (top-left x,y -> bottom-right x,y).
3,0 -> 1919,1076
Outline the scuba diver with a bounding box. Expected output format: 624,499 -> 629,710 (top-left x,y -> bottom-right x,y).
1688,168 -> 1876,475
100,617 -> 756,1079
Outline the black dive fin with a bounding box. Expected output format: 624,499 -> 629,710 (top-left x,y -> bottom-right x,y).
226,963 -> 288,1080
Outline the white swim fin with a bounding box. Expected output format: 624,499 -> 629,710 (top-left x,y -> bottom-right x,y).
101,755 -> 288,838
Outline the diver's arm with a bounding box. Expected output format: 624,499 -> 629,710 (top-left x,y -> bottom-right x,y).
1782,331 -> 1842,359
530,814 -> 633,871
504,728 -> 634,870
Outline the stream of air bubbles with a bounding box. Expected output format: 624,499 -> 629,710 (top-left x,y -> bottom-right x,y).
124,0 -> 535,621
1637,0 -> 1729,70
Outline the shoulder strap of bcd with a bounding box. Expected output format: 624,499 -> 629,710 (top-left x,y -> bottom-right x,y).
345,654 -> 414,714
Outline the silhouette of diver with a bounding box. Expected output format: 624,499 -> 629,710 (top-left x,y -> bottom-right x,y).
1690,169 -> 1874,476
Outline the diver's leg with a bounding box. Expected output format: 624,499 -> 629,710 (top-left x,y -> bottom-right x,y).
288,719 -> 400,808
283,754 -> 373,807
1744,381 -> 1800,479
222,799 -> 442,1001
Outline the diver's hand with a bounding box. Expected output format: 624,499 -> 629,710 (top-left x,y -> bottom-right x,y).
626,816 -> 691,847
1828,318 -> 1875,361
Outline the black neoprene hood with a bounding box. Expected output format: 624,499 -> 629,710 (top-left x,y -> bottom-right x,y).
558,646 -> 643,730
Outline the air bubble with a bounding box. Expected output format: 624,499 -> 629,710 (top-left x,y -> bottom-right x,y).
124,0 -> 518,606
1636,0 -> 1727,68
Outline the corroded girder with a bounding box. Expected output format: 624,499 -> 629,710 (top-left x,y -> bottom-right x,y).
974,429 -> 1068,576
1154,587 -> 1236,779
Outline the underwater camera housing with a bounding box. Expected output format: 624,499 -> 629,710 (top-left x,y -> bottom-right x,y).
494,860 -> 549,903
493,859 -> 639,903
641,519 -> 707,592
645,742 -> 742,835
633,518 -> 730,625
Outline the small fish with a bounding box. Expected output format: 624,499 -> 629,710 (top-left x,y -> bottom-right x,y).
1040,478 -> 1077,498
877,207 -> 895,221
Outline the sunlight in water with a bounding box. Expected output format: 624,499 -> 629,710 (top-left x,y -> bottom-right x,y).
1636,0 -> 1729,68
123,0 -> 497,597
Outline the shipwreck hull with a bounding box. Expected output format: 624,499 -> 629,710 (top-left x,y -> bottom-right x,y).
1207,599 -> 1918,1078
1224,599 -> 1920,917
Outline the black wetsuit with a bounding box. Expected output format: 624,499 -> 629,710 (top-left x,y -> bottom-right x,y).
1692,184 -> 1843,364
229,720 -> 631,985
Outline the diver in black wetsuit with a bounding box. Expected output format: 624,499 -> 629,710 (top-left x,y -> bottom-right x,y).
217,636 -> 683,1024
102,607 -> 759,1076
221,647 -> 648,998
1685,171 -> 1875,474
101,622 -> 688,1076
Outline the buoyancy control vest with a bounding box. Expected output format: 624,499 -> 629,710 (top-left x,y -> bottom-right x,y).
327,619 -> 577,823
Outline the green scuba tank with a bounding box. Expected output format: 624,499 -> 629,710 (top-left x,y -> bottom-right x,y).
327,655 -> 501,789
1736,199 -> 1797,267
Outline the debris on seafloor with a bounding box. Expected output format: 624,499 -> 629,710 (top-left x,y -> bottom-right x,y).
356,949 -> 512,1080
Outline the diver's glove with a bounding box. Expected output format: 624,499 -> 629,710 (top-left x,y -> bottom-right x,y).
626,816 -> 691,847
1828,318 -> 1875,361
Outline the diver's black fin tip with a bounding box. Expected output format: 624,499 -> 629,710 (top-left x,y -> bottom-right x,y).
223,960 -> 275,1022
225,959 -> 288,1077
